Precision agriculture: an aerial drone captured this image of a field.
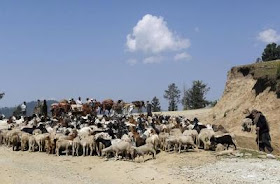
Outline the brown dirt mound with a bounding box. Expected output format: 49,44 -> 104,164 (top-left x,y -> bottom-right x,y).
211,60 -> 280,154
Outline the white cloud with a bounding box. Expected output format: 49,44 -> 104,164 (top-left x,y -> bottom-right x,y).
143,56 -> 163,64
126,58 -> 138,66
194,27 -> 200,32
257,29 -> 280,43
174,52 -> 192,61
126,14 -> 190,54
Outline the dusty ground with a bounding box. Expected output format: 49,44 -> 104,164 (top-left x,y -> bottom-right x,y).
0,146 -> 279,184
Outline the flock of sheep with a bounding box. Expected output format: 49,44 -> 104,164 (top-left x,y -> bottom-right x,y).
0,114 -> 237,162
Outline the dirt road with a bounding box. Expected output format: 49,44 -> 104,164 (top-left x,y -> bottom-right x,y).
0,146 -> 279,184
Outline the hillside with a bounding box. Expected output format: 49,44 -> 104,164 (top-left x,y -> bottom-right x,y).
157,60 -> 280,154
0,100 -> 57,117
211,60 -> 280,154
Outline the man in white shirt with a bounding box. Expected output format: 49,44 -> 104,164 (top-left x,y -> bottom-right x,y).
21,101 -> 27,116
86,98 -> 91,104
76,97 -> 82,105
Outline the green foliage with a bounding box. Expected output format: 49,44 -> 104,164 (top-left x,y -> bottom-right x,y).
182,80 -> 210,110
239,149 -> 266,159
262,43 -> 280,62
151,96 -> 161,112
164,83 -> 181,111
0,92 -> 4,100
13,105 -> 22,116
182,85 -> 188,110
209,100 -> 218,107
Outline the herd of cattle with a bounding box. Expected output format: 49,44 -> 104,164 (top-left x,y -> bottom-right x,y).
50,99 -> 145,117
0,111 -> 237,162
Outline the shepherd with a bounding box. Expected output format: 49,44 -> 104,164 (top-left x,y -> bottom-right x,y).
42,100 -> 48,118
146,101 -> 152,117
251,109 -> 274,157
21,101 -> 27,117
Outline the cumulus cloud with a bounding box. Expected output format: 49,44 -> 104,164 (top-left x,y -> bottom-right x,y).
126,14 -> 190,54
174,52 -> 192,61
126,58 -> 138,66
257,29 -> 280,43
143,56 -> 163,64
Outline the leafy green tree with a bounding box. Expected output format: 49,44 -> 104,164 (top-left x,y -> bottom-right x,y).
262,43 -> 280,62
182,85 -> 188,110
0,92 -> 4,100
151,96 -> 161,112
182,80 -> 210,109
13,105 -> 22,116
164,83 -> 181,111
208,100 -> 218,107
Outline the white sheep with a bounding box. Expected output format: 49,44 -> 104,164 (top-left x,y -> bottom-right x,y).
72,136 -> 81,156
28,135 -> 36,152
80,135 -> 97,156
130,143 -> 156,162
145,134 -> 159,150
164,136 -> 179,152
21,133 -> 31,151
182,130 -> 198,143
34,133 -> 49,152
197,129 -> 215,150
177,135 -> 197,153
56,139 -> 73,156
158,132 -> 169,150
101,140 -> 132,160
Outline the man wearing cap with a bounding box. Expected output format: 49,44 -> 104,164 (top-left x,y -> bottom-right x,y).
251,109 -> 273,155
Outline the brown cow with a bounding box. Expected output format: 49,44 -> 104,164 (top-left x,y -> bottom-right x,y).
101,99 -> 114,114
132,101 -> 145,113
112,100 -> 125,114
51,100 -> 71,117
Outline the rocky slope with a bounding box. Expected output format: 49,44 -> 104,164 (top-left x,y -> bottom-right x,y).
211,60 -> 280,154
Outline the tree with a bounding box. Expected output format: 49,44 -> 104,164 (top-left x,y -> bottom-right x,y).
182,84 -> 188,110
208,100 -> 218,107
164,83 -> 181,111
13,105 -> 22,116
151,96 -> 161,112
182,80 -> 210,110
0,92 -> 4,100
262,43 -> 280,62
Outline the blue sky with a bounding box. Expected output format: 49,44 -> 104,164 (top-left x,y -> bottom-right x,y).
0,1 -> 280,110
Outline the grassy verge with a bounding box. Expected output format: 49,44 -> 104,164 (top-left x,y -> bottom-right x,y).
239,149 -> 265,158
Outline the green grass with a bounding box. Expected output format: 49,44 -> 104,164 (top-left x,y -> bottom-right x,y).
234,60 -> 280,97
237,59 -> 280,80
239,149 -> 265,158
238,149 -> 280,160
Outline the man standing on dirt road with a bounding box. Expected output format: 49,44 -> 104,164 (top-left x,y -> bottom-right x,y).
251,109 -> 274,158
